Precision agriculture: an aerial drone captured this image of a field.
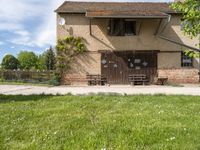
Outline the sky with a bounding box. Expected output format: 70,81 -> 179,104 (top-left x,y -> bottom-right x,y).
0,0 -> 173,61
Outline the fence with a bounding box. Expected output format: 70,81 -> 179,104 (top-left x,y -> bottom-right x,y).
0,70 -> 54,83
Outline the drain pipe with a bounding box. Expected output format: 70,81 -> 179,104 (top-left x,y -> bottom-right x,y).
157,14 -> 171,35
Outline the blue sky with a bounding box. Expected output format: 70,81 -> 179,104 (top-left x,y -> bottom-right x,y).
0,0 -> 173,61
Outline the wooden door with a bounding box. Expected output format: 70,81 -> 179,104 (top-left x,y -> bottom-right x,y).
101,52 -> 127,84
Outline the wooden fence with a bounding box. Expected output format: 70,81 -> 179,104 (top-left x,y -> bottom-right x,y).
0,70 -> 54,83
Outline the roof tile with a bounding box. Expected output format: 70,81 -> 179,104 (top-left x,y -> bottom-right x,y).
55,1 -> 175,14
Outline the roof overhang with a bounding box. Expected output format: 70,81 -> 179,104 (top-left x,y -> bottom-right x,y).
86,10 -> 169,19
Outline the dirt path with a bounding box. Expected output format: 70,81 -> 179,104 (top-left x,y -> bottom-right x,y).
0,85 -> 200,96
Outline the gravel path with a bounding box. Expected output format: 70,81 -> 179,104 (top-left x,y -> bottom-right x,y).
0,85 -> 200,96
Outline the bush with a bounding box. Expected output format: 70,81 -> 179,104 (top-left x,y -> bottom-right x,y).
0,77 -> 5,82
48,78 -> 60,86
48,73 -> 60,86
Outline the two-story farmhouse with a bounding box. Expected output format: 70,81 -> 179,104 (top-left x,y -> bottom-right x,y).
55,1 -> 200,85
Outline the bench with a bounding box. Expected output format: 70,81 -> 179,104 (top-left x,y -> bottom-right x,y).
129,74 -> 149,85
157,77 -> 168,85
86,74 -> 107,86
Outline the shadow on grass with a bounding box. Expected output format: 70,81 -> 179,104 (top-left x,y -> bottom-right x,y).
0,94 -> 57,103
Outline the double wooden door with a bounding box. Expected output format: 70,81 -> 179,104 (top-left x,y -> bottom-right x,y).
101,51 -> 157,84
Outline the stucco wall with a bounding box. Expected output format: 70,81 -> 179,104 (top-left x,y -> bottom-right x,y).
57,14 -> 199,51
158,52 -> 181,69
57,13 -> 199,84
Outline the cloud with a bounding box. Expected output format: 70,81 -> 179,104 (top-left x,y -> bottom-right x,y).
28,0 -> 64,47
0,41 -> 4,45
14,30 -> 30,36
32,0 -> 64,47
0,0 -> 51,48
10,36 -> 31,46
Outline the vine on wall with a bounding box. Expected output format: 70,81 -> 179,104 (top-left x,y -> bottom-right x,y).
55,36 -> 87,83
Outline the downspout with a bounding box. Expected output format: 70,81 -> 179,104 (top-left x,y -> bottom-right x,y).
158,14 -> 171,35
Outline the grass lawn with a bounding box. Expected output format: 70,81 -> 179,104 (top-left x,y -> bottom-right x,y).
1,95 -> 200,149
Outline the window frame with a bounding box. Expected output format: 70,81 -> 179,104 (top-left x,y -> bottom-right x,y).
124,19 -> 137,36
181,51 -> 193,68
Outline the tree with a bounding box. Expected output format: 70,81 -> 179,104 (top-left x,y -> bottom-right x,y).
36,54 -> 47,71
18,51 -> 38,70
171,0 -> 200,56
1,54 -> 19,70
172,0 -> 200,37
45,46 -> 56,70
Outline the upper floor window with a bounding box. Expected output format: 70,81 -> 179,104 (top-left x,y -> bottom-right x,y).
125,19 -> 136,36
181,52 -> 193,67
108,19 -> 136,36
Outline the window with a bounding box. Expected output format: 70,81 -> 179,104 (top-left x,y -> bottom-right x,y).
109,19 -> 124,36
181,52 -> 193,67
108,19 -> 136,36
125,20 -> 136,36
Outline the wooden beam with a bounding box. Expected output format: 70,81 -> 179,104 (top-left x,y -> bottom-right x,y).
89,19 -> 92,35
154,19 -> 163,35
137,20 -> 142,35
159,35 -> 200,52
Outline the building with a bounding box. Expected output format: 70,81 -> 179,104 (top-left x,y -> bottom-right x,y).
55,1 -> 200,85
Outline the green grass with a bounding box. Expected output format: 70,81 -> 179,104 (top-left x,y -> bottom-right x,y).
1,95 -> 200,150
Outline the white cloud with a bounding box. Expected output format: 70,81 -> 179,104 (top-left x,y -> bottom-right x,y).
14,30 -> 30,36
0,22 -> 23,31
10,36 -> 31,46
0,41 -> 4,45
0,0 -> 51,47
0,0 -> 47,22
31,0 -> 64,47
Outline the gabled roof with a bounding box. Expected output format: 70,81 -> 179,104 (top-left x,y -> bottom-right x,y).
55,1 -> 176,14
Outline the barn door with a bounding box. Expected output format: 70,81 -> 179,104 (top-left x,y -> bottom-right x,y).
101,52 -> 128,84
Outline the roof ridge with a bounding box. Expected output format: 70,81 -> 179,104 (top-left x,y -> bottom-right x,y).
63,1 -> 169,4
55,1 -> 175,14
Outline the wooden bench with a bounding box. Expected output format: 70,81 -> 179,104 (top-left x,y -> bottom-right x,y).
129,74 -> 149,85
157,77 -> 168,85
86,74 -> 107,86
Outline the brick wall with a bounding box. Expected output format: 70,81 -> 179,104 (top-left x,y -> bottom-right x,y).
158,68 -> 199,84
62,73 -> 87,85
